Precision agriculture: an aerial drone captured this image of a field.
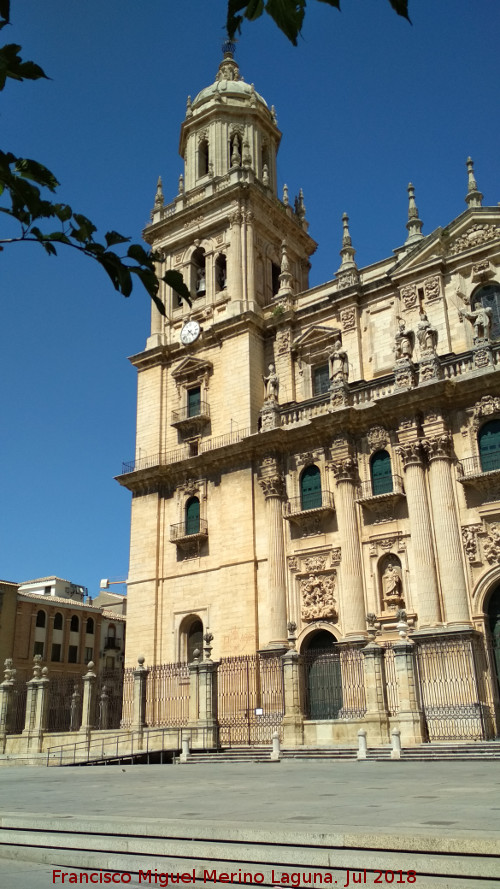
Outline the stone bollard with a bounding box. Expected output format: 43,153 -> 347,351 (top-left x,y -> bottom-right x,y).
391,728 -> 402,760
179,735 -> 190,764
357,729 -> 367,760
270,730 -> 281,761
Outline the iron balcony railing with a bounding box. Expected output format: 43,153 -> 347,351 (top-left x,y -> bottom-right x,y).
459,454 -> 500,478
103,637 -> 120,651
120,427 -> 253,474
171,401 -> 210,425
170,518 -> 208,542
357,474 -> 405,500
283,490 -> 335,517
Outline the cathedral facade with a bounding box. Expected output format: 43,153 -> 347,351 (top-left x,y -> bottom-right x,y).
117,49 -> 500,743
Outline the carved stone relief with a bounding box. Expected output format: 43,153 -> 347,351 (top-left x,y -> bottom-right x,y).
424,276 -> 441,302
340,308 -> 356,331
367,426 -> 389,452
483,523 -> 500,564
448,224 -> 499,256
276,329 -> 291,355
461,525 -> 482,563
472,395 -> 500,428
400,283 -> 418,310
300,572 -> 337,622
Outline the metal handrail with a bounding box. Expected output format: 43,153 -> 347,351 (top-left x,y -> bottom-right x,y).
170,518 -> 208,541
283,490 -> 335,516
46,725 -> 216,767
171,401 -> 210,424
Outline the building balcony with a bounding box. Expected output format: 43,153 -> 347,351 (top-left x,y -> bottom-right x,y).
103,637 -> 121,651
171,402 -> 210,434
283,491 -> 335,524
356,474 -> 405,504
170,518 -> 208,545
457,455 -> 500,500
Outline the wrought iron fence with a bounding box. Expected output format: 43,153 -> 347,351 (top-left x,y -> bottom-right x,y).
381,643 -> 399,716
217,653 -> 284,746
415,635 -> 496,741
303,646 -> 366,720
145,662 -> 190,727
6,674 -> 28,734
46,674 -> 82,733
95,669 -> 125,730
120,668 -> 135,728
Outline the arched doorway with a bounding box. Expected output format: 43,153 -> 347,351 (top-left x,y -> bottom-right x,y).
487,584 -> 500,695
303,630 -> 343,719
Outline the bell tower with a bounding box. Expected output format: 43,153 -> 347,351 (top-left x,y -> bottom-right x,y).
144,45 -> 316,345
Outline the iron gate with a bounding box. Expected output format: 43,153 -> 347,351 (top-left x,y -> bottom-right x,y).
415,635 -> 496,741
303,646 -> 366,719
217,654 -> 284,746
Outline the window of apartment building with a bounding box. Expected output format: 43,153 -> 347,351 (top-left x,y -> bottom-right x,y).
54,612 -> 63,630
68,645 -> 78,663
70,615 -> 79,632
33,641 -> 44,657
35,610 -> 46,628
85,647 -> 93,663
51,643 -> 61,662
312,364 -> 329,396
86,617 -> 94,634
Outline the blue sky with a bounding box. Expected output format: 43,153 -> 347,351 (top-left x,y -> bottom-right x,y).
1,0 -> 498,594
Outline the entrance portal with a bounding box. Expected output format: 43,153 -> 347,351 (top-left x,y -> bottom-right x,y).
303,630 -> 343,719
487,584 -> 500,695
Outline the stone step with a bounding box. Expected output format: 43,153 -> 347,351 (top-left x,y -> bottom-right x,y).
0,813 -> 498,888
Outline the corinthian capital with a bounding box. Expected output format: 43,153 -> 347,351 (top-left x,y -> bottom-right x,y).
421,434 -> 453,461
329,456 -> 358,482
395,442 -> 424,467
259,475 -> 286,500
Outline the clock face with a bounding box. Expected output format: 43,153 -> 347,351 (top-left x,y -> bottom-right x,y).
180,320 -> 200,345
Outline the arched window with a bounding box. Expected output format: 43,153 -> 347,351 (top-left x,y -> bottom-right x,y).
198,138 -> 209,178
370,450 -> 393,495
185,496 -> 200,535
300,465 -> 322,510
70,615 -> 79,633
479,420 -> 500,473
53,612 -> 63,631
35,610 -> 46,628
192,247 -> 206,297
86,617 -> 94,634
472,283 -> 500,341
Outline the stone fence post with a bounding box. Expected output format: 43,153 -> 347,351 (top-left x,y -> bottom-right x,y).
0,659 -> 15,753
188,635 -> 219,749
281,647 -> 304,747
80,661 -> 97,733
23,655 -> 42,737
392,641 -> 425,745
361,641 -> 390,744
132,656 -> 149,735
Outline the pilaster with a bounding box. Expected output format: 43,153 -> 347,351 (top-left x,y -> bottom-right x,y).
258,457 -> 288,649
329,448 -> 366,638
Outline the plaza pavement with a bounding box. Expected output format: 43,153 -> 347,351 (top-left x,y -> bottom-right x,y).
0,759 -> 499,888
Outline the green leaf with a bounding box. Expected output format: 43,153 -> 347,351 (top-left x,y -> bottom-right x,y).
0,1 -> 10,24
127,242 -> 152,267
265,0 -> 306,45
163,269 -> 192,307
105,230 -> 130,248
53,203 -> 72,222
150,291 -> 166,317
14,158 -> 59,190
0,43 -> 48,91
130,265 -> 159,297
387,0 -> 411,22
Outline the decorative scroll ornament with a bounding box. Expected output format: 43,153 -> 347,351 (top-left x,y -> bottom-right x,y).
303,555 -> 327,572
300,572 -> 337,622
423,276 -> 441,302
400,283 -> 418,310
276,329 -> 291,355
483,524 -> 500,564
340,308 -> 356,331
472,396 -> 500,426
367,426 -> 389,452
448,224 -> 498,256
461,525 -> 481,563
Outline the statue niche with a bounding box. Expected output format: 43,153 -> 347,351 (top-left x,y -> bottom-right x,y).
379,553 -> 405,611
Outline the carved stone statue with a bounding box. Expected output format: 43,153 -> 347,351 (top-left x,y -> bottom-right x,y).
382,560 -> 404,610
394,321 -> 413,360
459,304 -> 493,342
416,313 -> 438,354
328,338 -> 349,382
300,573 -> 337,621
263,364 -> 279,402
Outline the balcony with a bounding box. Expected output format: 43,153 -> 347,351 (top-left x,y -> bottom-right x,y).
171,401 -> 210,435
356,475 -> 405,522
103,637 -> 121,651
170,518 -> 208,546
283,491 -> 335,526
457,455 -> 500,501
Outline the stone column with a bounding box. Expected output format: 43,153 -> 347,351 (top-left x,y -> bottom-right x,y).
229,208 -> 243,302
34,667 -> 50,735
258,457 -> 288,650
361,641 -> 390,744
23,655 -> 42,736
246,209 -> 255,304
422,435 -> 471,625
0,659 -> 15,753
188,636 -> 219,749
80,661 -> 97,733
396,441 -> 441,626
392,641 -> 425,745
330,457 -> 366,638
281,646 -> 304,747
131,656 -> 149,732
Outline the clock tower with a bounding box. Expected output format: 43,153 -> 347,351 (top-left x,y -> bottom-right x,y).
120,47 -> 317,665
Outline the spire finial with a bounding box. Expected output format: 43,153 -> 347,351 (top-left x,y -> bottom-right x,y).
282,183 -> 289,207
186,95 -> 192,118
216,41 -> 240,82
405,182 -> 424,245
465,157 -> 483,208
336,213 -> 359,284
154,176 -> 164,208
